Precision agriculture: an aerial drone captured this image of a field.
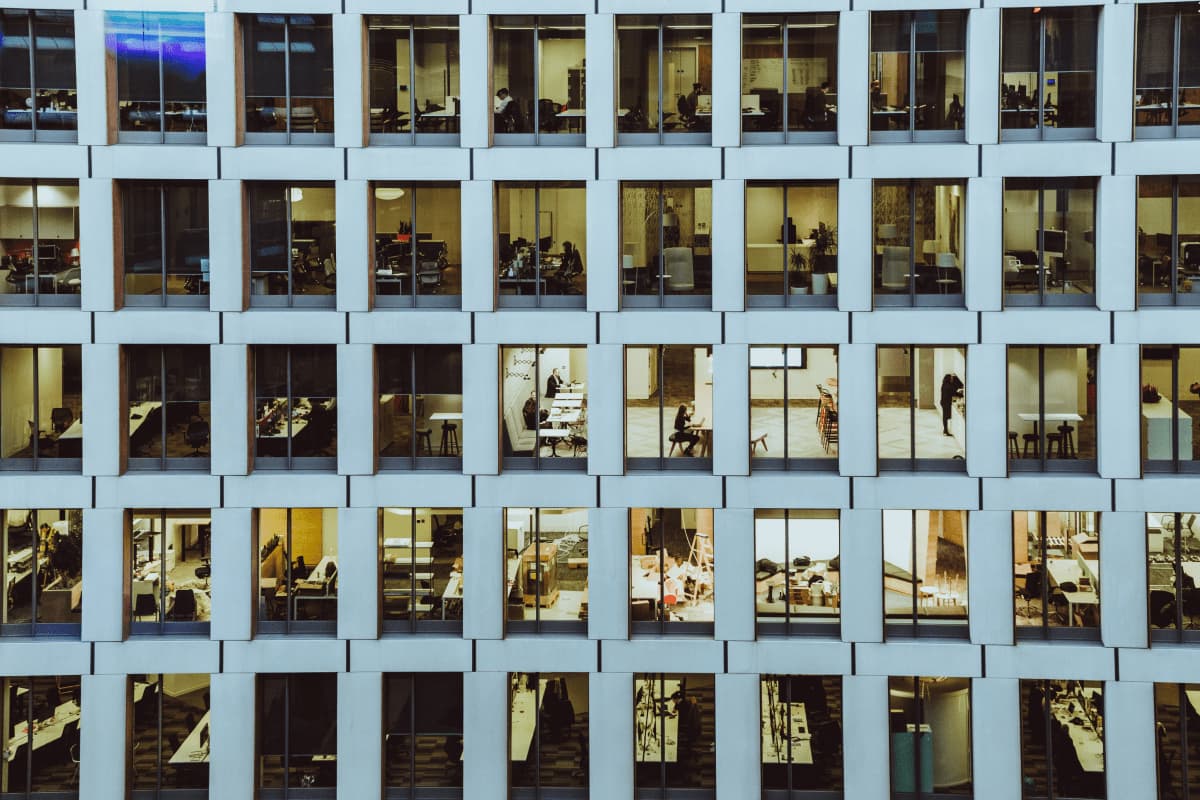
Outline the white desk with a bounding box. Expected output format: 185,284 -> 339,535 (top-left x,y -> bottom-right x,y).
1046,559 -> 1099,626
510,678 -> 547,760
760,682 -> 813,764
127,401 -> 162,438
1143,397 -> 1193,461
1049,697 -> 1105,773
7,700 -> 80,762
430,412 -> 463,422
1018,412 -> 1083,428
383,538 -> 433,549
168,710 -> 210,764
634,679 -> 681,763
556,392 -> 584,401
1186,689 -> 1200,717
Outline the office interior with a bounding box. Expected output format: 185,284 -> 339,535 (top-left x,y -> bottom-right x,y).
745,182 -> 838,298
497,183 -> 586,301
0,346 -> 82,462
381,507 -> 463,625
501,346 -> 587,461
1,508 -> 82,628
761,675 -> 843,793
257,508 -> 338,627
249,184 -> 336,300
754,510 -> 840,625
633,674 -> 715,791
888,676 -> 972,795
384,672 -> 464,790
621,182 -> 712,299
373,184 -> 461,299
130,673 -> 210,791
1007,347 -> 1096,463
740,15 -> 839,136
0,9 -> 78,137
877,346 -> 966,462
630,509 -> 715,625
377,345 -> 463,463
1014,511 -> 1099,630
130,511 -> 212,625
108,11 -> 208,138
1147,512 -> 1200,632
883,510 -> 968,624
1000,8 -> 1098,132
366,16 -> 460,136
869,12 -> 965,134
1137,176 -> 1200,294
1002,180 -> 1096,297
492,17 -> 586,137
0,180 -> 81,300
254,346 -> 338,462
509,673 -> 588,792
1153,682 -> 1200,798
1020,679 -> 1106,798
0,675 -> 81,793
616,16 -> 713,135
874,181 -> 965,298
125,346 -> 210,463
242,15 -> 334,136
1134,4 -> 1200,132
1140,347 -> 1200,464
749,346 -> 839,463
258,673 -> 338,790
505,508 -> 588,627
625,346 -> 713,461
121,182 -> 209,299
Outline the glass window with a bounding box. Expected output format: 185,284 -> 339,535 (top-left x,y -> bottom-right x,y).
367,16 -> 460,144
381,507 -> 463,633
754,510 -> 840,634
1147,512 -> 1200,641
746,182 -> 838,306
257,508 -> 338,635
497,182 -> 587,307
130,673 -> 210,794
888,676 -> 972,797
385,673 -> 464,793
373,183 -> 460,306
749,347 -> 839,468
248,183 -> 336,307
1007,346 -> 1097,472
1155,683 -> 1200,799
869,12 -> 966,143
877,346 -> 966,469
378,345 -> 463,469
510,673 -> 588,796
761,675 -> 843,795
616,15 -> 713,145
0,508 -> 82,635
625,345 -> 713,469
505,508 -> 588,634
1003,178 -> 1097,305
634,674 -> 715,795
1001,8 -> 1098,140
493,16 -> 586,144
124,345 -> 210,469
1014,511 -> 1100,638
1020,679 -> 1105,798
254,346 -> 337,469
243,14 -> 334,144
106,12 -> 207,143
1137,175 -> 1200,304
121,182 -> 209,306
0,676 -> 81,793
1136,4 -> 1200,139
258,674 -> 337,792
1140,346 -> 1200,470
621,182 -> 712,307
741,15 -> 839,143
0,11 -> 76,142
501,346 -> 588,469
129,510 -> 211,634
883,510 -> 968,636
630,509 -> 714,634
0,345 -> 82,469
873,180 -> 966,306
0,179 -> 82,307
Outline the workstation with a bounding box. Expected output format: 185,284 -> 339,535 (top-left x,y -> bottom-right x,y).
615,16 -> 712,138
257,509 -> 338,628
501,347 -> 587,461
0,676 -> 81,793
129,673 -> 210,789
491,16 -> 586,140
373,185 -> 461,299
249,185 -> 337,301
869,12 -> 965,137
509,672 -> 587,788
496,184 -> 586,302
630,509 -> 714,626
1015,511 -> 1099,629
761,676 -> 843,790
381,507 -> 463,625
0,346 -> 82,463
621,183 -> 712,300
754,511 -> 839,625
633,674 -> 715,790
1136,178 -> 1200,292
1147,512 -> 1200,631
749,346 -> 839,462
130,512 -> 211,626
625,346 -> 712,461
1024,680 -> 1106,797
0,181 -> 81,300
739,15 -> 838,137
366,17 -> 461,138
2,509 -> 82,628
1002,181 -> 1096,296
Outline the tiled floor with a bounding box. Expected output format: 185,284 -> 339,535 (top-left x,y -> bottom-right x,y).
749,403 -> 836,461
877,407 -> 965,460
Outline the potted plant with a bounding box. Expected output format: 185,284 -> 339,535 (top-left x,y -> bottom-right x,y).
788,248 -> 809,294
809,222 -> 837,295
1183,278 -> 1194,294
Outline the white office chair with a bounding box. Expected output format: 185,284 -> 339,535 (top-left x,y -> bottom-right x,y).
662,247 -> 694,292
881,245 -> 910,290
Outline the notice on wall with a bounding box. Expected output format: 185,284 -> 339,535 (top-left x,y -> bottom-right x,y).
741,58 -> 829,91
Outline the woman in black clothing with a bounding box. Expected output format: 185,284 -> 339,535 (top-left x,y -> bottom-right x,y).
940,373 -> 964,436
673,404 -> 700,456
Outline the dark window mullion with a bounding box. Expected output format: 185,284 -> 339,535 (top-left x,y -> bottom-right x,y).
160,186 -> 169,301
31,180 -> 40,301
157,23 -> 166,139
410,188 -> 419,301
782,345 -> 790,470
409,672 -> 417,793
1039,348 -> 1047,470
1041,514 -> 1050,631
285,187 -> 295,304
32,348 -> 41,466
781,24 -> 789,133
1173,347 -> 1181,465
1171,179 -> 1180,298
283,22 -> 292,140
781,185 -> 789,298
532,23 -> 541,143
1038,20 -> 1047,135
409,24 -> 418,146
27,15 -> 38,136
156,675 -> 165,788
783,511 -> 791,627
910,348 -> 917,465
534,186 -> 542,304
410,349 -> 417,461
908,18 -> 916,136
534,513 -> 542,629
160,348 -> 169,467
1173,15 -> 1183,132
285,511 -> 294,629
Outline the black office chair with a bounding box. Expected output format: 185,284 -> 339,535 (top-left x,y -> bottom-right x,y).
186,416 -> 210,455
194,560 -> 211,588
168,589 -> 197,621
293,556 -> 310,580
133,593 -> 158,621
1182,588 -> 1200,629
1149,589 -> 1177,629
1020,568 -> 1044,617
537,99 -> 562,132
51,407 -> 74,434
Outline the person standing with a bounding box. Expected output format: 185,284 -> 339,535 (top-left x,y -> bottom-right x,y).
546,368 -> 564,398
940,373 -> 964,436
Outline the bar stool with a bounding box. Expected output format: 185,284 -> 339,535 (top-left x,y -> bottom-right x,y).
1056,423 -> 1076,458
416,428 -> 433,456
1008,431 -> 1020,458
1045,431 -> 1063,459
440,422 -> 460,456
1022,433 -> 1040,458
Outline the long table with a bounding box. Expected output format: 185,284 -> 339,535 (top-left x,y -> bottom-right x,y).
1049,695 -> 1105,773
634,678 -> 681,763
760,681 -> 813,764
169,710 -> 210,764
510,677 -> 547,760
6,700 -> 80,762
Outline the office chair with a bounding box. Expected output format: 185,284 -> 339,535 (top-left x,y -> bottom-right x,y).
186,416 -> 210,455
1149,590 -> 1176,629
194,560 -> 211,588
537,99 -> 563,132
133,592 -> 158,621
662,248 -> 695,292
168,589 -> 198,621
1019,569 -> 1044,617
51,407 -> 74,434
1183,588 -> 1200,629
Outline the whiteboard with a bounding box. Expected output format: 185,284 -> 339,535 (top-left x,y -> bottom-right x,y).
741,58 -> 830,92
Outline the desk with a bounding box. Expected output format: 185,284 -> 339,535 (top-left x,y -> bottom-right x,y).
169,710 -> 210,764
634,678 -> 681,763
1143,397 -> 1193,461
1046,559 -> 1099,626
429,412 -> 463,422
1049,697 -> 1105,773
510,678 -> 547,761
442,573 -> 463,620
689,416 -> 712,458
761,682 -> 813,764
127,401 -> 162,440
1017,412 -> 1083,439
555,108 -> 586,133
6,700 -> 80,762
1186,689 -> 1200,717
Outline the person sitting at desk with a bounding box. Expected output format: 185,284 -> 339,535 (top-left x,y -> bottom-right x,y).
870,80 -> 884,111
523,395 -> 550,430
547,241 -> 583,293
673,404 -> 701,456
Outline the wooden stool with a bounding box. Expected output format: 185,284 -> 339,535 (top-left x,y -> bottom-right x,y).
440,422 -> 460,456
1022,433 -> 1040,458
1045,432 -> 1063,459
416,428 -> 433,456
1008,431 -> 1020,459
1057,424 -> 1076,458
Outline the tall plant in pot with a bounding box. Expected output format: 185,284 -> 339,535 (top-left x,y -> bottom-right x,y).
809,222 -> 837,295
787,247 -> 809,294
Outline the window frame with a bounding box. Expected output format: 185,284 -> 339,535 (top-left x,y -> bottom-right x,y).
876,345 -> 967,472
760,675 -> 844,798
128,509 -> 212,636
491,15 -> 586,147
120,181 -> 209,308
253,346 -> 338,471
633,673 -> 716,796
501,345 -> 588,471
241,14 -> 334,146
1014,511 -> 1101,642
380,507 -> 464,635
383,672 -> 465,798
0,10 -> 78,143
630,508 -> 715,637
615,15 -> 714,147
1019,679 -> 1107,800
887,675 -> 973,800
505,508 -> 587,635
872,179 -> 966,308
883,510 -> 969,640
124,345 -> 211,471
869,10 -> 967,144
496,181 -> 587,309
0,508 -> 83,637
1136,175 -> 1200,306
745,181 -> 839,308
367,15 -> 461,147
620,181 -> 713,309
377,345 -> 464,471
257,673 -> 338,797
1006,345 -> 1098,474
0,178 -> 82,308
1154,682 -> 1200,800
509,672 -> 588,799
248,182 -> 336,309
754,510 -> 841,637
129,673 -> 211,798
1140,346 -> 1200,472
256,508 -> 337,637
372,182 -> 460,308
741,14 -> 839,146
1134,5 -> 1200,140
0,675 -> 82,795
1147,512 -> 1200,643
0,344 -> 83,472
1002,178 -> 1097,307
625,345 -> 714,471
749,347 -> 839,471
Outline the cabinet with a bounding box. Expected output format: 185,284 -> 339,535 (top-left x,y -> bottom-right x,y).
521,542 -> 558,606
568,67 -> 585,110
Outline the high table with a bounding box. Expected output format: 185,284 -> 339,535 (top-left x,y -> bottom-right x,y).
1142,396 -> 1193,461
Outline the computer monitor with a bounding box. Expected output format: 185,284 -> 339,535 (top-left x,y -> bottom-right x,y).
781,218 -> 798,244
538,236 -> 552,252
1041,229 -> 1066,255
416,232 -> 432,241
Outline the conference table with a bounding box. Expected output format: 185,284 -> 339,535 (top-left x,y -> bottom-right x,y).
1049,693 -> 1105,773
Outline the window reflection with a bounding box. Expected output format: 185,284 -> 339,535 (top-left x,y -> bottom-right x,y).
243,14 -> 334,143
0,180 -> 82,307
130,673 -> 210,793
121,182 -> 209,305
386,673 -> 464,792
1014,511 -> 1100,637
0,345 -> 83,467
258,674 -> 337,791
125,345 -> 210,468
761,675 -> 843,795
883,510 -> 968,635
1154,683 -> 1200,799
510,673 -> 588,796
257,508 -> 338,634
107,11 -> 207,143
0,676 -> 81,793
616,16 -> 713,144
254,346 -> 338,469
0,11 -> 77,142
249,183 -> 336,306
382,507 -> 463,632
630,509 -> 714,633
634,674 -> 715,793
129,510 -> 211,632
505,508 -> 588,633
741,15 -> 839,142
1001,8 -> 1098,139
1,508 -> 83,633
870,12 -> 966,142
